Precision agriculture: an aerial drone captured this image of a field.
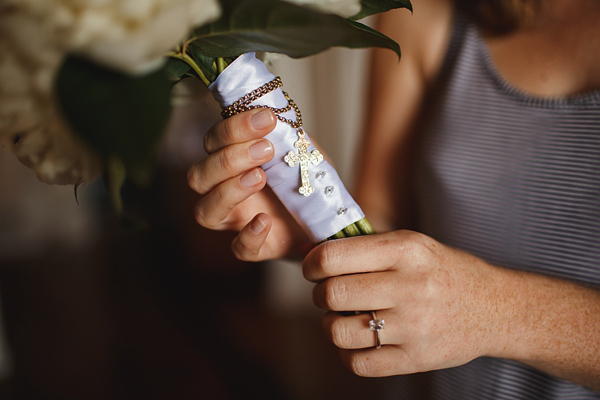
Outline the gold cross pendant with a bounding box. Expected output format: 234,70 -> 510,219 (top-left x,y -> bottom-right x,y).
284,129 -> 323,197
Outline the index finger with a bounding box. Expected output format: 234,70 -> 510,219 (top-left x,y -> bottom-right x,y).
302,232 -> 404,282
204,108 -> 276,154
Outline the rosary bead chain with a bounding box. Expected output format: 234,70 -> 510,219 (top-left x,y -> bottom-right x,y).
220,75 -> 374,237
221,77 -> 303,129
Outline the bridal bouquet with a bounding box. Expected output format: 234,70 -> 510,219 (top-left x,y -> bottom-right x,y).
0,0 -> 411,240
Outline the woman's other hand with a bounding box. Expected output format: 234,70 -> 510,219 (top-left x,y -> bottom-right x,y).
302,230 -> 507,377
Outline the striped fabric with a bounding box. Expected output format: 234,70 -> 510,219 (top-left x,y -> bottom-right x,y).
384,11 -> 600,400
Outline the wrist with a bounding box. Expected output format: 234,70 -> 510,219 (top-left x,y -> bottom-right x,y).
481,265 -> 532,360
483,268 -> 600,388
484,267 -> 585,362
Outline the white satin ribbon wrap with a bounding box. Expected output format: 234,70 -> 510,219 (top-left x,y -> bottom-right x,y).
209,53 -> 364,242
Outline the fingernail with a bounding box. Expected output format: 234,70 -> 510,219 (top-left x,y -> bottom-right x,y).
249,139 -> 273,160
251,109 -> 274,130
250,215 -> 267,234
240,169 -> 262,188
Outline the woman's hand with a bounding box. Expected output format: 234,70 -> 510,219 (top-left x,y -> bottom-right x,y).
302,230 -> 507,377
188,108 -> 311,261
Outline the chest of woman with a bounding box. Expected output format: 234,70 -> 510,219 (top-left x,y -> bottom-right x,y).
413,23 -> 600,286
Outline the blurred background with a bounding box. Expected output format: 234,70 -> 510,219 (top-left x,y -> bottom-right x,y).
0,47 -> 388,399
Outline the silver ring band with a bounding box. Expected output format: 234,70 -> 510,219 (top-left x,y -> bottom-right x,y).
369,311 -> 385,349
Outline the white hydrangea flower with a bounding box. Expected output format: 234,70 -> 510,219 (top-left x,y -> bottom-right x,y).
284,0 -> 362,18
70,0 -> 221,74
0,32 -> 97,185
12,111 -> 104,185
0,0 -> 221,185
3,0 -> 221,74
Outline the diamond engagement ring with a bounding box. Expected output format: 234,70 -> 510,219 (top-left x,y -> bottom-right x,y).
369,311 -> 385,349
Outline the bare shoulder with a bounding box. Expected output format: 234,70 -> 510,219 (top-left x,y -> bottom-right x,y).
376,0 -> 455,82
355,0 -> 456,230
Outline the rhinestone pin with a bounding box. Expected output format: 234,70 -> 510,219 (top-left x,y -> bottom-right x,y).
325,186 -> 334,196
337,207 -> 348,216
315,171 -> 326,180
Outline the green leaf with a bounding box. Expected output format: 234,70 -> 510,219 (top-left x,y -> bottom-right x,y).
351,0 -> 413,21
344,19 -> 401,59
187,43 -> 219,82
190,0 -> 400,59
56,55 -> 172,172
164,58 -> 192,83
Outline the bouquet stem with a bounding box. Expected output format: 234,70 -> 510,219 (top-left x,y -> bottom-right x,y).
217,57 -> 227,74
171,48 -> 374,241
355,218 -> 376,235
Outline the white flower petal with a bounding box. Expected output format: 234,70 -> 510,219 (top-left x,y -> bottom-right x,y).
14,117 -> 102,185
72,0 -> 222,74
0,0 -> 221,184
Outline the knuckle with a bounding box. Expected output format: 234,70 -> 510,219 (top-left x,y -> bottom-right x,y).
314,241 -> 341,276
420,235 -> 439,253
231,237 -> 259,261
330,318 -> 353,348
212,182 -> 226,206
206,120 -> 235,153
187,164 -> 209,194
220,118 -> 239,146
194,201 -> 220,229
194,204 -> 210,228
401,229 -> 422,245
347,353 -> 372,377
203,129 -> 213,153
219,146 -> 240,174
187,166 -> 200,191
415,231 -> 436,250
399,230 -> 432,256
323,278 -> 348,310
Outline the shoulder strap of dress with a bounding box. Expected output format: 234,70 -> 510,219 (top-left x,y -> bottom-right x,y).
433,4 -> 470,85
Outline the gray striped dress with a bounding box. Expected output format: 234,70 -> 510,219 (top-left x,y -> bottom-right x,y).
384,11 -> 600,400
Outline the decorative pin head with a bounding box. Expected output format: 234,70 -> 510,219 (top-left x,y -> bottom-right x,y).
337,207 -> 348,215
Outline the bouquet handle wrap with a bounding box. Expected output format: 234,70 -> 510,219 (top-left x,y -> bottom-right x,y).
209,53 -> 364,242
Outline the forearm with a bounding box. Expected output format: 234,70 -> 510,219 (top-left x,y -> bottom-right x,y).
490,266 -> 600,390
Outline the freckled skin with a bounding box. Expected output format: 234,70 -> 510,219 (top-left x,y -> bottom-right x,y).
302,231 -> 600,389
328,0 -> 600,388
189,0 -> 600,390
